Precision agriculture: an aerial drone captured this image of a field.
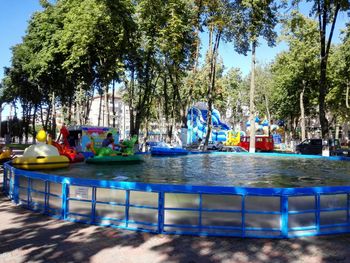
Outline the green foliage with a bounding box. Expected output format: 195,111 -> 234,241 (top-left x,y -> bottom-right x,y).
3,0 -> 350,141
299,0 -> 350,137
269,13 -> 320,124
227,0 -> 280,55
327,28 -> 350,122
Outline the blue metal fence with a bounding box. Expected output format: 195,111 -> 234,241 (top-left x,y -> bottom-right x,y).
3,161 -> 350,238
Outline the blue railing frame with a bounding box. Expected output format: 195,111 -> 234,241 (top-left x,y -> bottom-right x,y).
3,155 -> 350,238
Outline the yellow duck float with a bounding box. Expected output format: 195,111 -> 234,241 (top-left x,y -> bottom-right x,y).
12,130 -> 70,170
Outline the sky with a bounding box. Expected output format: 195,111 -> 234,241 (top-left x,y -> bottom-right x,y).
0,1 -> 349,116
0,1 -> 42,80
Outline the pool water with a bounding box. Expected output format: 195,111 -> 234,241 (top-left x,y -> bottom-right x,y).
50,153 -> 350,187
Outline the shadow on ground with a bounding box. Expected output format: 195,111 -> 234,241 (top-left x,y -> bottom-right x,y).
1,187 -> 350,263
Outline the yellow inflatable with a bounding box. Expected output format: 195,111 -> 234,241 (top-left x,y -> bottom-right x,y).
0,147 -> 13,163
13,129 -> 69,170
12,156 -> 70,170
23,130 -> 60,157
224,131 -> 241,146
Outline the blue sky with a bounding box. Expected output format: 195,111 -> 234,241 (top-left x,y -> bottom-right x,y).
0,1 -> 349,91
201,3 -> 350,76
0,1 -> 42,79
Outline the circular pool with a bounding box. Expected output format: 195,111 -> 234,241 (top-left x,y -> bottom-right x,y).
4,152 -> 350,239
51,153 -> 350,187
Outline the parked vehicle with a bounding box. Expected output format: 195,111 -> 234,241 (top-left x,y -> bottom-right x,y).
220,146 -> 248,152
239,136 -> 274,152
296,139 -> 340,155
207,141 -> 223,151
198,141 -> 224,151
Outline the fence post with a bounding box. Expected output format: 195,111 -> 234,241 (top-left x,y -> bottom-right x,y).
91,187 -> 97,224
281,195 -> 289,238
241,195 -> 246,237
8,168 -> 14,198
347,193 -> 350,224
13,172 -> 20,204
125,190 -> 130,228
315,194 -> 321,234
61,183 -> 69,219
158,192 -> 165,234
3,165 -> 8,194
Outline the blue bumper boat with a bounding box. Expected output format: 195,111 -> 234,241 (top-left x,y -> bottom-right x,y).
151,146 -> 189,156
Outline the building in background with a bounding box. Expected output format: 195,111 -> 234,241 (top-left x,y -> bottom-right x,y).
88,93 -> 130,139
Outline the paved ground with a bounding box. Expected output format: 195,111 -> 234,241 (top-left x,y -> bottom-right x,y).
2,177 -> 350,263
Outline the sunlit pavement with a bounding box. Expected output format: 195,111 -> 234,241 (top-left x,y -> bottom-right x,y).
1,175 -> 350,263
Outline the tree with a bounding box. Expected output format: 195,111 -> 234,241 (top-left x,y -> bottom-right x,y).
303,0 -> 350,138
57,0 -> 135,125
279,12 -> 320,140
122,0 -> 196,139
221,67 -> 244,128
229,0 -> 279,152
3,0 -> 137,137
254,65 -> 273,124
326,28 -> 350,139
201,0 -> 233,150
158,0 -> 196,141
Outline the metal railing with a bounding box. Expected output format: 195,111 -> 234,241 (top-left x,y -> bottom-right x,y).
3,161 -> 350,238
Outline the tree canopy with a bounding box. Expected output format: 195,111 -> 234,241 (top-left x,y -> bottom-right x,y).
1,0 -> 350,143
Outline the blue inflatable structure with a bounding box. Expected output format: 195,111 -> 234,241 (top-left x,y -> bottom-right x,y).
187,104 -> 230,144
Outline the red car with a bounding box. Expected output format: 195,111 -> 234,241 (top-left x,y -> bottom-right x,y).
239,136 -> 274,152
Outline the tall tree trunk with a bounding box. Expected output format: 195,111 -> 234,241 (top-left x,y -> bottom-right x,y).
20,103 -> 25,143
75,86 -> 82,125
183,0 -> 202,128
24,104 -> 31,144
103,85 -> 110,127
20,103 -> 26,144
98,91 -> 102,126
293,116 -> 299,139
40,105 -> 44,128
84,88 -> 94,124
45,104 -> 51,131
317,2 -> 340,139
129,68 -> 135,137
342,123 -> 349,143
264,94 -> 270,126
169,85 -> 176,142
133,117 -> 141,139
51,92 -> 57,139
319,56 -> 329,139
249,41 -> 257,153
183,38 -> 200,129
300,81 -> 306,141
32,104 -> 38,144
335,120 -> 339,140
346,81 -> 349,108
112,80 -> 116,128
163,72 -> 171,142
68,96 -> 72,124
204,30 -> 221,150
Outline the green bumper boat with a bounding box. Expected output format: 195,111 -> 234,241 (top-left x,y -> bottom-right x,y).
86,135 -> 143,164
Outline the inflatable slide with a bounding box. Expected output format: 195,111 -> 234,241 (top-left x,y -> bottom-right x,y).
187,103 -> 230,144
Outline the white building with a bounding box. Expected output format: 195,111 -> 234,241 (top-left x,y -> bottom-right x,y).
88,93 -> 130,139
